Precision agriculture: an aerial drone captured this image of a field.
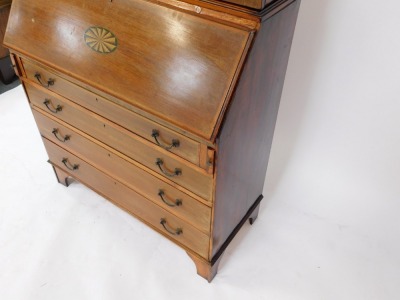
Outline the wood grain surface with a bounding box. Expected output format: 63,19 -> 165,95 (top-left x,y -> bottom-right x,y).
33,109 -> 212,233
4,0 -> 301,282
44,139 -> 211,259
211,0 -> 301,258
25,81 -> 214,201
5,0 -> 252,140
22,58 -> 202,167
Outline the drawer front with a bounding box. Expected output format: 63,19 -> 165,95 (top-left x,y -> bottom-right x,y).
22,58 -> 201,166
43,138 -> 210,259
33,109 -> 211,233
26,82 -> 214,201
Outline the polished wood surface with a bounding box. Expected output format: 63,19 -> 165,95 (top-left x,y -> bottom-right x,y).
0,3 -> 10,58
33,109 -> 212,233
8,53 -> 20,76
16,53 -> 214,147
25,81 -> 214,201
22,58 -> 202,166
44,139 -> 211,259
5,0 -> 252,140
211,1 -> 301,258
146,0 -> 259,29
215,0 -> 267,10
5,0 -> 300,282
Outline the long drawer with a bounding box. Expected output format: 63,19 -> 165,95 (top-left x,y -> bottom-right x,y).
44,138 -> 210,259
22,58 -> 201,166
33,109 -> 212,233
25,81 -> 214,201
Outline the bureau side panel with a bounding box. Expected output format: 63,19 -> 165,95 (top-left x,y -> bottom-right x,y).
211,1 -> 301,258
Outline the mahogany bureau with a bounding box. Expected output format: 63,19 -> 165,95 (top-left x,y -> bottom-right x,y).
4,0 -> 300,282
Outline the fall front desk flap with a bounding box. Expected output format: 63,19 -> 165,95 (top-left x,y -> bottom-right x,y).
4,0 -> 254,142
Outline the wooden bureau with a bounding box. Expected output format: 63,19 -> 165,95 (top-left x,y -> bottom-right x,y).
4,0 -> 300,282
0,0 -> 13,83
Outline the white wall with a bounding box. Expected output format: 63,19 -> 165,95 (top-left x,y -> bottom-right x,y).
263,0 -> 400,297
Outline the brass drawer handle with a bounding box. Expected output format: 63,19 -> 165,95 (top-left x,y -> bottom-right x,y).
34,72 -> 55,88
160,218 -> 183,236
158,190 -> 182,207
151,129 -> 180,150
43,99 -> 62,113
62,158 -> 79,171
155,158 -> 182,177
52,128 -> 70,142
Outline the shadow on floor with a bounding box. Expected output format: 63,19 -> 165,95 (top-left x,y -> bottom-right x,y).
0,77 -> 20,95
